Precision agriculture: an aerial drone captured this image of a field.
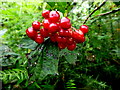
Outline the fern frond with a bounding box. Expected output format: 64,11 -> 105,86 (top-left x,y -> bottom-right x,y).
0,68 -> 28,84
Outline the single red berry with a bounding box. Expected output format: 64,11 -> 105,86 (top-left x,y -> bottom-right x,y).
80,25 -> 88,34
56,36 -> 63,43
67,38 -> 74,45
35,34 -> 44,44
59,29 -> 65,36
64,30 -> 70,37
26,27 -> 37,40
49,32 -> 59,42
40,28 -> 48,38
58,43 -> 66,49
62,37 -> 67,43
43,19 -> 51,30
49,11 -> 60,23
32,21 -> 40,31
42,10 -> 50,19
60,17 -> 71,29
56,36 -> 67,43
67,42 -> 76,51
72,30 -> 85,43
59,29 -> 70,37
48,23 -> 59,33
61,17 -> 70,22
72,30 -> 84,39
75,36 -> 85,43
50,35 -> 56,42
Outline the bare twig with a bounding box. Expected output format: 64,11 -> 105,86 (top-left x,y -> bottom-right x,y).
90,8 -> 120,19
83,0 -> 108,24
113,60 -> 120,65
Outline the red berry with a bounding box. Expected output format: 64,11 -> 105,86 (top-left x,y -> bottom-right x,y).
80,25 -> 88,34
43,19 -> 51,29
56,36 -> 67,43
72,30 -> 84,39
48,23 -> 59,33
49,32 -> 59,42
76,36 -> 85,43
67,42 -> 76,51
60,17 -> 71,29
67,38 -> 74,45
40,28 -> 48,38
26,27 -> 37,40
42,10 -> 50,19
67,29 -> 73,37
72,30 -> 85,43
56,36 -> 62,43
64,30 -> 70,37
50,35 -> 56,42
58,43 -> 66,49
35,34 -> 44,44
62,37 -> 67,43
59,29 -> 65,36
32,21 -> 40,30
59,29 -> 70,37
49,11 -> 60,23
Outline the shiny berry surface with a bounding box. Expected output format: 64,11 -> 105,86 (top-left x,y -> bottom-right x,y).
40,28 -> 48,38
48,23 -> 59,33
35,34 -> 44,44
26,27 -> 37,40
67,42 -> 76,51
80,25 -> 88,34
32,21 -> 40,30
43,19 -> 51,30
49,11 -> 60,23
60,17 -> 71,29
42,10 -> 50,19
58,43 -> 66,49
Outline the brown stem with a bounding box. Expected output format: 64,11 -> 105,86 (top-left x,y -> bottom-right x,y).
90,8 -> 120,20
83,0 -> 108,24
113,60 -> 120,65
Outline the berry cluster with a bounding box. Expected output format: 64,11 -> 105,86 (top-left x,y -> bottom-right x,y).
26,10 -> 88,51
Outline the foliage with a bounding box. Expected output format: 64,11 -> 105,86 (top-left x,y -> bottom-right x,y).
0,0 -> 120,90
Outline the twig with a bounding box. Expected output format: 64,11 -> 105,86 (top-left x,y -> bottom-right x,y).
90,8 -> 120,20
83,0 -> 108,24
113,60 -> 120,65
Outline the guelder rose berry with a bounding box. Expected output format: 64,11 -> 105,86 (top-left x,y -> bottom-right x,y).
42,10 -> 50,19
32,21 -> 40,30
60,17 -> 71,29
26,27 -> 37,40
40,28 -> 48,38
72,30 -> 85,43
58,43 -> 66,49
49,11 -> 60,23
35,34 -> 44,44
67,42 -> 76,51
43,19 -> 51,30
80,25 -> 88,34
48,23 -> 59,33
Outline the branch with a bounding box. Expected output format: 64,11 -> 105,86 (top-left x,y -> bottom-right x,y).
113,60 -> 120,65
90,8 -> 120,19
83,0 -> 108,24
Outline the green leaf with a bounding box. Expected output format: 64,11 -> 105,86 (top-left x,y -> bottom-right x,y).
47,2 -> 55,7
60,49 -> 78,64
29,40 -> 59,81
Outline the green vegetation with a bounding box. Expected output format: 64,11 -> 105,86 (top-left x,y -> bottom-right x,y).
0,1 -> 120,89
